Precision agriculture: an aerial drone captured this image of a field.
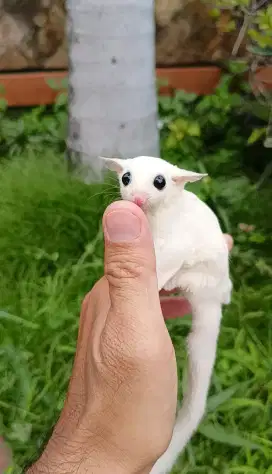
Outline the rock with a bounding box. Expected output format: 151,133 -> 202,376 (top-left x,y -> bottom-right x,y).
0,10 -> 30,69
155,0 -> 182,28
0,0 -> 67,70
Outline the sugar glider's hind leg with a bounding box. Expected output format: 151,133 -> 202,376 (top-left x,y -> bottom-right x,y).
150,299 -> 222,474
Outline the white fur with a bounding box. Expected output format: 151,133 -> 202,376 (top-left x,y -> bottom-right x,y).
102,155 -> 232,474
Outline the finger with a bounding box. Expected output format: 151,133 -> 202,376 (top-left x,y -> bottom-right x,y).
102,200 -> 163,329
160,296 -> 191,320
0,437 -> 11,473
224,234 -> 233,251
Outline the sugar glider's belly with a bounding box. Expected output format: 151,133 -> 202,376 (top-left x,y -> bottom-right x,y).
163,259 -> 231,303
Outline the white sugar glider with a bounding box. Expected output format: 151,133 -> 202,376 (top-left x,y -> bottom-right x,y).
102,155 -> 232,474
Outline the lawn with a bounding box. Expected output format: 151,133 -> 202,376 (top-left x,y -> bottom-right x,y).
0,76 -> 271,473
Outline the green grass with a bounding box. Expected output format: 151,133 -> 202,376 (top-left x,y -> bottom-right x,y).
0,102 -> 272,473
0,153 -> 116,472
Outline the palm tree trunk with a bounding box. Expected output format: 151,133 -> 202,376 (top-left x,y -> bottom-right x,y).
66,0 -> 159,180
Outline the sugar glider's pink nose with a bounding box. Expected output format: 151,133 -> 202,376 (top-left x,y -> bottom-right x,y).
132,193 -> 148,208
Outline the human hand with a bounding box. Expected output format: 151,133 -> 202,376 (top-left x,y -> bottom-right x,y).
28,201 -> 177,474
0,437 -> 11,473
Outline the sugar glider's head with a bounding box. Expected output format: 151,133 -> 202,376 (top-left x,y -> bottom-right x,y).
101,155 -> 207,212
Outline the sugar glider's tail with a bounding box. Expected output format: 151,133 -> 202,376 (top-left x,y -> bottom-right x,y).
150,299 -> 222,474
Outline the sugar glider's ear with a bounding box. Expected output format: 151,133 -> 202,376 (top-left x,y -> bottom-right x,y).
99,156 -> 124,174
172,168 -> 208,185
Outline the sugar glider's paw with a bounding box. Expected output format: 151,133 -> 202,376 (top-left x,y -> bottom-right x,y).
162,280 -> 177,292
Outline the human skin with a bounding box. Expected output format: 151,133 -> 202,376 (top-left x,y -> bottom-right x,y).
24,201 -> 233,474
0,437 -> 11,473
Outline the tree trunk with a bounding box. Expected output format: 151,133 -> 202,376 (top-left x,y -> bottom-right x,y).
66,0 -> 160,179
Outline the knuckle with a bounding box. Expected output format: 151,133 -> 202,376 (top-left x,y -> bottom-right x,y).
105,251 -> 148,287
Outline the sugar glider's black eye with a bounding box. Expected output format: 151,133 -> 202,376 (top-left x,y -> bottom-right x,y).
153,175 -> 166,190
122,172 -> 131,186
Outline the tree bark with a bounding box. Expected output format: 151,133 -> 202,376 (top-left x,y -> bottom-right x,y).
66,0 -> 160,179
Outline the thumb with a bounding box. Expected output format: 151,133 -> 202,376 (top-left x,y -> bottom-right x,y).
102,201 -> 162,327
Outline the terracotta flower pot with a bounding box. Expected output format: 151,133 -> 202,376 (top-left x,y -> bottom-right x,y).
0,66 -> 271,107
0,71 -> 67,107
254,65 -> 272,91
156,66 -> 222,95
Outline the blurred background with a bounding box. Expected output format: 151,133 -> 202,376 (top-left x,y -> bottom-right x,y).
0,1 -> 271,473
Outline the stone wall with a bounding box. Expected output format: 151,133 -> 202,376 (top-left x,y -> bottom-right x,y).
0,0 -> 241,72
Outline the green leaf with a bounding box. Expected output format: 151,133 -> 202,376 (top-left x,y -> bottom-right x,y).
256,258 -> 272,276
249,232 -> 266,243
247,44 -> 272,56
174,118 -> 189,131
176,131 -> 185,141
208,7 -> 221,18
165,134 -> 177,149
247,128 -> 266,145
187,122 -> 201,137
264,136 -> 272,148
248,29 -> 272,48
158,96 -> 173,111
54,92 -> 68,108
46,78 -> 63,90
209,112 -> 222,125
216,205 -> 232,233
174,90 -> 198,103
223,20 -> 236,32
156,77 -> 169,88
199,423 -> 262,450
241,101 -> 270,122
0,97 -> 7,111
61,77 -> 68,89
225,468 -> 260,473
228,60 -> 248,75
221,398 -> 266,411
206,385 -> 240,412
9,422 -> 32,443
0,311 -> 38,330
